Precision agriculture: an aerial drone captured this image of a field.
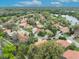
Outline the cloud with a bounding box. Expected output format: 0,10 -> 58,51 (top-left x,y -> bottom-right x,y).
56,0 -> 79,2
14,0 -> 42,7
51,2 -> 63,7
51,2 -> 61,5
14,4 -> 23,7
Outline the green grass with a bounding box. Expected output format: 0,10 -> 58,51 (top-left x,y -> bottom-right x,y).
76,38 -> 79,43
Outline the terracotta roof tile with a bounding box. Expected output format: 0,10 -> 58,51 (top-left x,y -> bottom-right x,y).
63,50 -> 79,59
60,27 -> 69,33
56,40 -> 71,48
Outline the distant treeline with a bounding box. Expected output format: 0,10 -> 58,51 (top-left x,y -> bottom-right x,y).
0,7 -> 79,19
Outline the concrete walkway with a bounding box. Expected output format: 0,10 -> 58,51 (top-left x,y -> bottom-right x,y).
66,35 -> 79,47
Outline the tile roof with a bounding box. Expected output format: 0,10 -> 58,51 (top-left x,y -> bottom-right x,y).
34,40 -> 47,47
60,27 -> 69,33
56,40 -> 71,48
63,50 -> 79,59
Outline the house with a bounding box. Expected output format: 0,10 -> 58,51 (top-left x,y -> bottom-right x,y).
32,27 -> 41,34
37,24 -> 43,28
53,23 -> 60,28
53,23 -> 69,34
63,50 -> 79,59
74,29 -> 79,37
17,30 -> 29,42
3,28 -> 12,36
19,19 -> 28,28
59,27 -> 69,33
36,21 -> 43,28
39,14 -> 45,20
56,40 -> 71,48
34,40 -> 47,47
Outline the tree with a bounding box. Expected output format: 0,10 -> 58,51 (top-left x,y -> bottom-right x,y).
27,40 -> 64,59
2,43 -> 16,59
0,31 -> 4,58
38,30 -> 46,37
72,24 -> 79,30
0,31 -> 4,48
66,43 -> 79,51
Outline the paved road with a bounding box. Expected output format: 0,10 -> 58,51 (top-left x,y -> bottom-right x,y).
66,35 -> 79,47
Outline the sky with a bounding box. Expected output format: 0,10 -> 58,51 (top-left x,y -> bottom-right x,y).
0,0 -> 79,7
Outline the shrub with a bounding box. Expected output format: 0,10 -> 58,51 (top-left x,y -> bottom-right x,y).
27,33 -> 38,45
66,43 -> 79,51
2,44 -> 16,59
27,40 -> 64,59
0,31 -> 4,37
51,28 -> 58,36
59,36 -> 66,40
38,30 -> 46,37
